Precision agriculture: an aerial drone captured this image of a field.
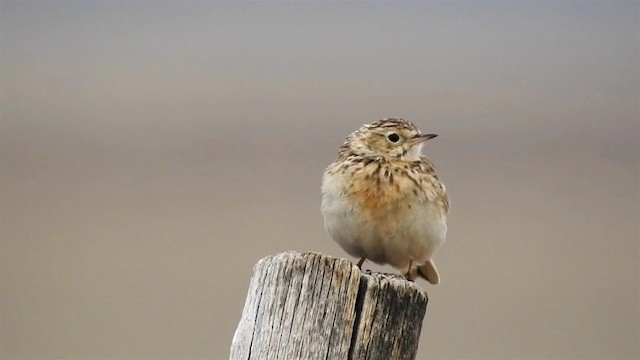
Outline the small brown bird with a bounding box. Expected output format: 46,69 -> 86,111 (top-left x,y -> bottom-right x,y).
321,118 -> 449,284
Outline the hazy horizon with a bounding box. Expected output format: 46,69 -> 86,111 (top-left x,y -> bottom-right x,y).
2,1 -> 638,359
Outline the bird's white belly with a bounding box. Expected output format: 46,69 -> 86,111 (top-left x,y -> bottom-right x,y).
321,184 -> 447,270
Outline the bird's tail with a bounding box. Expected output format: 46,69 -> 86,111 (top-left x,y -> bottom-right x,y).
417,260 -> 440,285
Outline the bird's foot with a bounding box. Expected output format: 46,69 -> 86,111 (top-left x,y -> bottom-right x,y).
404,260 -> 416,281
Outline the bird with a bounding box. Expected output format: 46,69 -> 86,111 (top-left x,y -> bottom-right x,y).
321,118 -> 449,284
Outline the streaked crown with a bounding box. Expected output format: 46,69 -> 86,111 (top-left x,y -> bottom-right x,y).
341,118 -> 437,161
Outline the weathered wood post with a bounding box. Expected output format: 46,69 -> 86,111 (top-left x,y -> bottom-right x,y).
230,251 -> 428,360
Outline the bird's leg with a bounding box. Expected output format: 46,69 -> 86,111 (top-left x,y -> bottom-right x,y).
356,257 -> 367,269
404,260 -> 415,281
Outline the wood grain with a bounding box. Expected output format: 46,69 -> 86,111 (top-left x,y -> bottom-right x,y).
230,252 -> 428,360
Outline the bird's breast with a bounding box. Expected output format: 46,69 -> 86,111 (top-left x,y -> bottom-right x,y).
321,163 -> 447,267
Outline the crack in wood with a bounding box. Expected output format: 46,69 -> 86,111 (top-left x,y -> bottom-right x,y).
230,252 -> 428,360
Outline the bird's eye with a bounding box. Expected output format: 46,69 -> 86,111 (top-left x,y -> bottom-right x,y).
387,133 -> 400,143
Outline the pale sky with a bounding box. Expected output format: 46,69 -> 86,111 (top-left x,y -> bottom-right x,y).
2,1 -> 638,359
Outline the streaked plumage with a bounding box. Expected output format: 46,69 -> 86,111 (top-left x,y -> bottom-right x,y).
321,118 -> 449,283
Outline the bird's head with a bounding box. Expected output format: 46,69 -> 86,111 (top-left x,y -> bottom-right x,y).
346,118 -> 437,161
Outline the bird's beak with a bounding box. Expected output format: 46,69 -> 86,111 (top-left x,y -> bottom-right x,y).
408,133 -> 438,146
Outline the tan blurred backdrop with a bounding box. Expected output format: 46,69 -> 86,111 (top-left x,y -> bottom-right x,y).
1,2 -> 638,359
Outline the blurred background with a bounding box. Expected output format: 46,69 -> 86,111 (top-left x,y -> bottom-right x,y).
1,1 -> 638,359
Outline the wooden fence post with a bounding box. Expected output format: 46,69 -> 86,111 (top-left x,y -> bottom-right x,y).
230,252 -> 428,360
